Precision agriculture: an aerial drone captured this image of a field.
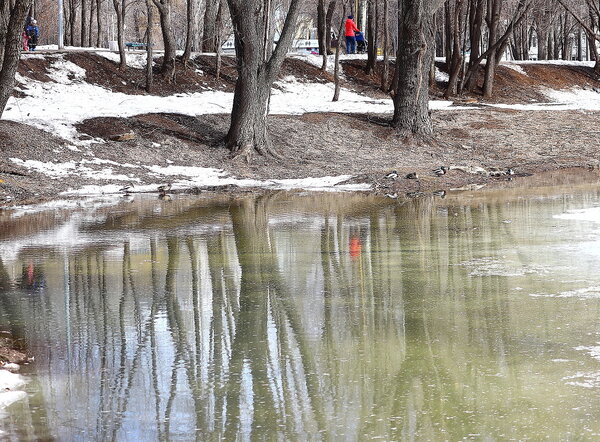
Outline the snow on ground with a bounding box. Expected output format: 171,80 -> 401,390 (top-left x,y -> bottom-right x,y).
485,87 -> 600,111
94,51 -> 156,69
435,67 -> 449,83
0,370 -> 27,414
5,52 -> 600,195
501,62 -> 528,76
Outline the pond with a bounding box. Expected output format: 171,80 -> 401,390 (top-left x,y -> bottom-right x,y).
2,178 -> 600,440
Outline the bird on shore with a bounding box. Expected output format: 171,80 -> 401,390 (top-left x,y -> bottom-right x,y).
506,168 -> 515,175
385,170 -> 398,180
433,166 -> 449,176
405,172 -> 418,180
157,183 -> 172,193
119,182 -> 135,194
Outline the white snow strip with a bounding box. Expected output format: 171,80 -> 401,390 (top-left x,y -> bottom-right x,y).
529,286 -> 600,299
10,158 -> 138,182
554,207 -> 600,222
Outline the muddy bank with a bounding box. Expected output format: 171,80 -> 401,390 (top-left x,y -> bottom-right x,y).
1,105 -> 600,206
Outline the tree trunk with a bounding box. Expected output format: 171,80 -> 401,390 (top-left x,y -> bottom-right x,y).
215,0 -> 223,79
203,0 -> 219,52
483,0 -> 501,98
153,0 -> 177,81
112,0 -> 126,69
182,0 -> 197,65
325,1 -> 336,53
96,0 -> 103,47
333,2 -> 346,102
381,0 -> 390,91
81,0 -> 89,46
445,0 -> 465,97
391,0 -> 436,136
225,0 -> 303,159
145,0 -> 154,92
365,0 -> 378,74
465,0 -> 484,91
0,0 -> 32,118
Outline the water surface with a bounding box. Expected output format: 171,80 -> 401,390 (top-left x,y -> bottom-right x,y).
2,182 -> 600,439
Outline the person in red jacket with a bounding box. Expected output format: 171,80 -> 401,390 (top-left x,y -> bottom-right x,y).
345,15 -> 360,54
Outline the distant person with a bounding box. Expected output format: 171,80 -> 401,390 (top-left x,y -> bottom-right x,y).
21,31 -> 29,51
25,19 -> 39,51
345,15 -> 360,55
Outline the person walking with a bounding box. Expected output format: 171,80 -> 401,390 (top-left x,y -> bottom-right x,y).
344,15 -> 360,55
25,19 -> 39,51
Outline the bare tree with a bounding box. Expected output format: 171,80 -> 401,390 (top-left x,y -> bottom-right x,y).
153,0 -> 177,81
0,0 -> 32,117
145,0 -> 154,92
112,0 -> 127,68
181,0 -> 197,65
224,0 -> 304,160
391,0 -> 444,136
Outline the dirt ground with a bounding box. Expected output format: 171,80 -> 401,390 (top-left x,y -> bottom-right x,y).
2,52 -> 600,205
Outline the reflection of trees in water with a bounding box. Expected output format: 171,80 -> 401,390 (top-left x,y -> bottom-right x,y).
4,193 -> 543,439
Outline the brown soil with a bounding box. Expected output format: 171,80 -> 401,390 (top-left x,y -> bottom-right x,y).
2,51 -> 600,206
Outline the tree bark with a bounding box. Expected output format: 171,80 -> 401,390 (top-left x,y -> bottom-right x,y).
333,1 -> 347,102
112,0 -> 127,69
483,0 -> 501,98
96,0 -> 103,47
224,0 -> 303,160
365,0 -> 378,74
182,0 -> 197,65
153,0 -> 177,81
145,0 -> 154,92
381,0 -> 390,90
391,0 -> 437,136
0,0 -> 32,118
203,0 -> 219,52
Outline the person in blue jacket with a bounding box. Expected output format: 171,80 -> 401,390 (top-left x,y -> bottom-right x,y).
354,31 -> 366,53
25,19 -> 39,51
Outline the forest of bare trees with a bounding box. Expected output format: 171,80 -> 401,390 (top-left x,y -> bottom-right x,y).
1,0 -> 600,152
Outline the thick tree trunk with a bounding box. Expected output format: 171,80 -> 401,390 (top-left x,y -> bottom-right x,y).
391,0 -> 435,136
483,0 -> 501,98
225,0 -> 303,159
0,0 -> 32,118
203,0 -> 219,52
154,0 -> 177,81
465,0 -> 484,92
226,72 -> 273,159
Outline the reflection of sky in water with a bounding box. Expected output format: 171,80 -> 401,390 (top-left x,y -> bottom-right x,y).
3,189 -> 600,439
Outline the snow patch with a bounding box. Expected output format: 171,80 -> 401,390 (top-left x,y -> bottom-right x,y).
95,51 -> 155,69
502,62 -> 528,76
